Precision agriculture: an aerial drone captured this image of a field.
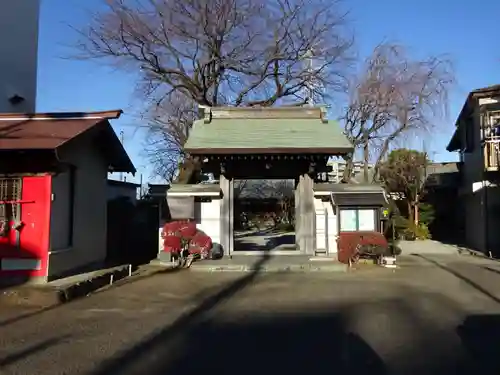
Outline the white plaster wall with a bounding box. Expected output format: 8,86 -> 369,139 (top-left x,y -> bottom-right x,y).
314,198 -> 337,254
48,136 -> 108,278
197,199 -> 221,245
158,223 -> 165,254
315,198 -> 327,251
0,0 -> 39,113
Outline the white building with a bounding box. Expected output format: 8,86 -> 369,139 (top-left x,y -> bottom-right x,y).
0,0 -> 40,113
327,161 -> 375,183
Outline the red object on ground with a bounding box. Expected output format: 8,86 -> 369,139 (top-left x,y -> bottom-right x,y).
337,231 -> 388,264
163,235 -> 182,254
178,221 -> 197,239
161,221 -> 212,258
189,231 -> 212,259
162,221 -> 197,237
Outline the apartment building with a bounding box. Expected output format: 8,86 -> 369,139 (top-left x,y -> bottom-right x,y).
447,84 -> 500,255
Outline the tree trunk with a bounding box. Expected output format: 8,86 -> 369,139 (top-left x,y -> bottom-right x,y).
407,200 -> 414,223
175,156 -> 201,184
372,128 -> 406,183
342,153 -> 354,183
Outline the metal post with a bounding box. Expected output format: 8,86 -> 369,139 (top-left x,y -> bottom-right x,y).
119,130 -> 125,182
324,207 -> 329,255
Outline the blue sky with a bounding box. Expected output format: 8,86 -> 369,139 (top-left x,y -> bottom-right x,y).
37,0 -> 500,182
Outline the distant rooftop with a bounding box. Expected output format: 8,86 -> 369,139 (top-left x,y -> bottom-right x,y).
0,109 -> 135,173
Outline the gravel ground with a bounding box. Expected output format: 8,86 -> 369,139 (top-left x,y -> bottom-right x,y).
1,254 -> 500,375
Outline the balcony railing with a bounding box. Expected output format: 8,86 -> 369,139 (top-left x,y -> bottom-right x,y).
484,136 -> 500,170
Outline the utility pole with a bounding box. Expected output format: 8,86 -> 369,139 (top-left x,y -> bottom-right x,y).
139,173 -> 143,199
119,130 -> 125,182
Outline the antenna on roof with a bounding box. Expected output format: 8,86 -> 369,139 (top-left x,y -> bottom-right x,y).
120,130 -> 125,182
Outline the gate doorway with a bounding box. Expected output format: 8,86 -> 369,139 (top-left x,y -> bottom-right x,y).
233,179 -> 296,253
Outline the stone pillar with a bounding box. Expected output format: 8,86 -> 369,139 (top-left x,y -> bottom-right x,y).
220,174 -> 234,257
228,177 -> 234,255
294,178 -> 301,251
295,174 -> 315,254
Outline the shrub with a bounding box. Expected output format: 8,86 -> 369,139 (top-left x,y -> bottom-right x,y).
402,222 -> 431,240
415,223 -> 431,240
337,231 -> 389,264
392,215 -> 431,241
418,203 -> 435,226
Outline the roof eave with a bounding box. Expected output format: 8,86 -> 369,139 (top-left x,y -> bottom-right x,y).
0,110 -> 123,121
109,162 -> 136,174
184,146 -> 354,155
91,121 -> 136,174
471,85 -> 500,99
456,86 -> 500,125
446,127 -> 462,152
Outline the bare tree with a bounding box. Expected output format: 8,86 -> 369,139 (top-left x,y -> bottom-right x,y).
142,92 -> 197,180
75,0 -> 353,106
342,43 -> 454,182
73,0 -> 354,179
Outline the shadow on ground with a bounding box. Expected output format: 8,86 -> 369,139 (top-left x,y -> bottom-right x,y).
414,254 -> 500,304
234,230 -> 295,251
0,335 -> 71,368
458,314 -> 500,374
86,252 -> 500,375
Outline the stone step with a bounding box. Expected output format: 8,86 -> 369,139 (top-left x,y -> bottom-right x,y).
189,262 -> 347,273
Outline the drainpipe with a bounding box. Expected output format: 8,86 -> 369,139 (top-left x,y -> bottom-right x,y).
481,177 -> 489,255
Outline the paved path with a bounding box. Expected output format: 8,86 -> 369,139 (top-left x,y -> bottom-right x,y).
399,239 -> 462,255
2,254 -> 500,374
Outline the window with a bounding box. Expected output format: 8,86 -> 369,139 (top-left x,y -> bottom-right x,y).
339,208 -> 376,231
0,178 -> 22,221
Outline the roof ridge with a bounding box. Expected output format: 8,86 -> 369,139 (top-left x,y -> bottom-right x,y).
199,106 -> 328,123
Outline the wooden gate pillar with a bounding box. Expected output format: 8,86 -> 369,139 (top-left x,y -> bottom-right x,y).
295,173 -> 314,254
220,174 -> 234,257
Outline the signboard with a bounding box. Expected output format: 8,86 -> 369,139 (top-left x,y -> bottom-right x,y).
340,208 -> 376,231
358,209 -> 376,231
340,209 -> 357,231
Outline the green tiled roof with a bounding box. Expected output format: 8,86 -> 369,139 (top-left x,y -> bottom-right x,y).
184,117 -> 353,154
